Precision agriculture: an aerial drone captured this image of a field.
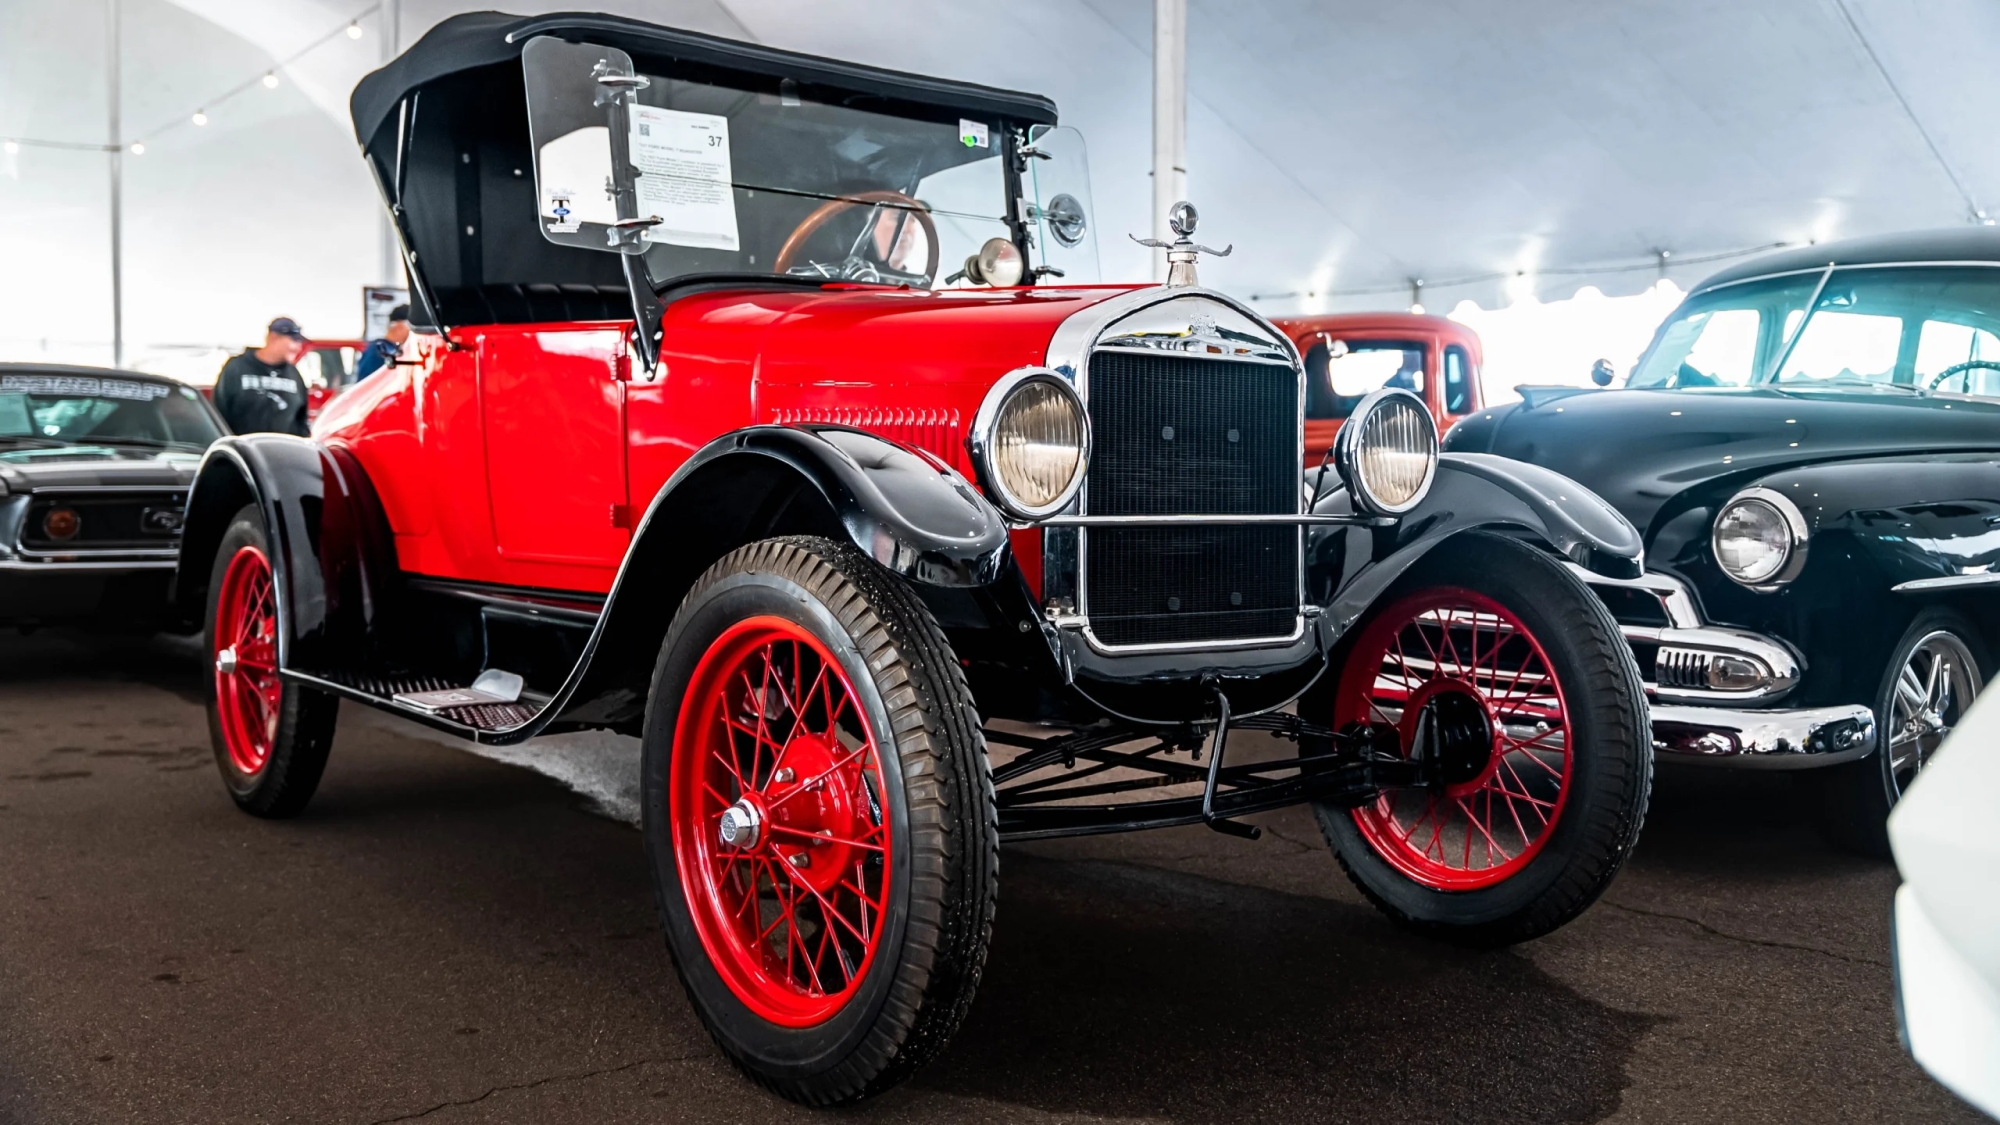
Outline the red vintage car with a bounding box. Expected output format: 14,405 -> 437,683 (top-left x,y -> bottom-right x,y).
172,13 -> 1652,1105
1273,312 -> 1485,468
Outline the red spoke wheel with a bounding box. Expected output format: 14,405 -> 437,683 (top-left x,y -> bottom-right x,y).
671,616 -> 893,1026
1336,587 -> 1573,891
644,537 -> 995,1106
202,504 -> 337,818
1308,533 -> 1650,947
213,544 -> 283,776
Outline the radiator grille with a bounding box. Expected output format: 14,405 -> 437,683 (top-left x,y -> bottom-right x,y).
1082,349 -> 1300,647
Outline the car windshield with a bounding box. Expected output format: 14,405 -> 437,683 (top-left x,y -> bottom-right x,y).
0,373 -> 221,450
1629,274 -> 1820,389
1632,266 -> 2000,396
1305,338 -> 1426,419
533,49 -> 1016,289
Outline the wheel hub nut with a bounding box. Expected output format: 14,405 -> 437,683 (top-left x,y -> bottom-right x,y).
216,646 -> 239,675
717,799 -> 762,850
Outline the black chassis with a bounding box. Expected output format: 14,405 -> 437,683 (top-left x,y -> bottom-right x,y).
173,405 -> 1641,843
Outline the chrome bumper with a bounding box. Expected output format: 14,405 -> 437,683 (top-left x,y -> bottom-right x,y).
1650,703 -> 1876,769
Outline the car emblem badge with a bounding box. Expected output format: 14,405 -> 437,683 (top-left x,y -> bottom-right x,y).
1130,200 -> 1233,288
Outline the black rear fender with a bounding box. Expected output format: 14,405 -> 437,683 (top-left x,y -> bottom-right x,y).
172,435 -> 391,666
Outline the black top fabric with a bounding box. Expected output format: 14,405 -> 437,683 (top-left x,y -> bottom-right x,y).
349,10 -> 1058,151
213,350 -> 309,437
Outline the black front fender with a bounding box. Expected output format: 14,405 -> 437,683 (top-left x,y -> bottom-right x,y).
173,434 -> 390,667
548,424 -> 1008,730
1312,452 -> 1644,638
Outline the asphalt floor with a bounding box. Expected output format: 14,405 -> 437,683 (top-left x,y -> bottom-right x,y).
0,629 -> 1982,1125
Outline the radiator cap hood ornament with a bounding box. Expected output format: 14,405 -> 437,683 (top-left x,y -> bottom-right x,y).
1131,201 -> 1233,288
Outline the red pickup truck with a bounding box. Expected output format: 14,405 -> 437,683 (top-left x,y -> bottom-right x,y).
1273,312 -> 1484,468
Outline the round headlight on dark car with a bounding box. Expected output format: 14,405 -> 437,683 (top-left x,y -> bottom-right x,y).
1713,487 -> 1808,588
970,368 -> 1089,521
1335,388 -> 1438,515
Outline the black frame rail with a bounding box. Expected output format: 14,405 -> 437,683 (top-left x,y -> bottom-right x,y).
987,710 -> 1421,843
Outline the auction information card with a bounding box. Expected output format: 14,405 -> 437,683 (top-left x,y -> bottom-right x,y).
629,106 -> 742,251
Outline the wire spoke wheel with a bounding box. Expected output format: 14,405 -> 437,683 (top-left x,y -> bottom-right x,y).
213,544 -> 282,777
671,615 -> 893,1027
1336,586 -> 1574,891
1886,631 -> 1981,796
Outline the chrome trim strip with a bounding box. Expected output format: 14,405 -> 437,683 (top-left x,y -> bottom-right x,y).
0,558 -> 177,572
1566,562 -> 1701,629
1069,613 -> 1308,656
1893,572 -> 2000,593
1651,703 -> 1875,769
23,484 -> 191,495
13,546 -> 179,561
1690,259 -> 2000,300
1042,513 -> 1374,527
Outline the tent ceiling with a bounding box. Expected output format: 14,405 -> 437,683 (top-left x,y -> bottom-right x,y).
142,0 -> 2000,310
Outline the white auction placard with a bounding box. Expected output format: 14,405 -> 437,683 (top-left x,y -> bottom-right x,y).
629,105 -> 742,251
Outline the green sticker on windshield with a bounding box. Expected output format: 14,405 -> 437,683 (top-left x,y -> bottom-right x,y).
959,119 -> 989,149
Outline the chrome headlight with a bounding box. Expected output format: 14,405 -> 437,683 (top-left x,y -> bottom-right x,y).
970,368 -> 1089,521
1713,487 -> 1808,588
1335,388 -> 1438,515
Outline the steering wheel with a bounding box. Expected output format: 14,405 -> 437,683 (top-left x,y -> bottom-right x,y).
1925,360 -> 2000,392
772,190 -> 939,287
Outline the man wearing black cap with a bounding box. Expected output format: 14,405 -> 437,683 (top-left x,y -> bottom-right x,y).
214,318 -> 311,436
354,303 -> 411,381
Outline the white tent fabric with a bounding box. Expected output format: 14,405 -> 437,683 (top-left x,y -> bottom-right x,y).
3,0 -> 1995,367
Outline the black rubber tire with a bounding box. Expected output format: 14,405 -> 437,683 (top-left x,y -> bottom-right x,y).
203,504 -> 339,818
1306,533 -> 1652,947
641,536 -> 997,1106
1812,609 -> 1988,860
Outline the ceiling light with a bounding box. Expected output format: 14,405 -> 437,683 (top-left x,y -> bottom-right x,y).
128,142 -> 145,155
2,141 -> 17,155
1408,303 -> 1425,315
346,20 -> 363,39
191,110 -> 207,126
262,71 -> 279,89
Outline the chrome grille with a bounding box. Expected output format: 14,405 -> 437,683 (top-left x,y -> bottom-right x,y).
1081,350 -> 1300,647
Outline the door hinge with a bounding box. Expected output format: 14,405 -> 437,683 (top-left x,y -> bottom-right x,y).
609,504 -> 632,530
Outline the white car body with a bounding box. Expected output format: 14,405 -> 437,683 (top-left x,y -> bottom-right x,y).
1891,684 -> 2000,1118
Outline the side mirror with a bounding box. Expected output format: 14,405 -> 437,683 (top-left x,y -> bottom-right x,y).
1590,358 -> 1615,387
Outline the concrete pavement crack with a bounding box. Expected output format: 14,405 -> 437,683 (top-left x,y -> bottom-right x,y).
363,1052 -> 706,1124
1600,899 -> 1889,968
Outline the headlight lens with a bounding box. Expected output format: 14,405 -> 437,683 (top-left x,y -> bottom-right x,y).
973,371 -> 1088,519
1712,494 -> 1800,586
1337,389 -> 1438,514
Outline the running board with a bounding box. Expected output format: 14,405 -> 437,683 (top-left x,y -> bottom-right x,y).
283,667 -> 551,742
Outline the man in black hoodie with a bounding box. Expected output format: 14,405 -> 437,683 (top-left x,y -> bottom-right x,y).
214,317 -> 309,435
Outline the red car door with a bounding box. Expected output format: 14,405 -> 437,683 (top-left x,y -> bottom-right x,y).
479,327 -> 629,584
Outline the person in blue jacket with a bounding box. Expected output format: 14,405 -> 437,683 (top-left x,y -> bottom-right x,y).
354,304 -> 411,381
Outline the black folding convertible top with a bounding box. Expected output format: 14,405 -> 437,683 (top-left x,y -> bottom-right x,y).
350,10 -> 1058,150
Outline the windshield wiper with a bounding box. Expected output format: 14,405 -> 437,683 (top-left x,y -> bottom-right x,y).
0,435 -> 73,449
